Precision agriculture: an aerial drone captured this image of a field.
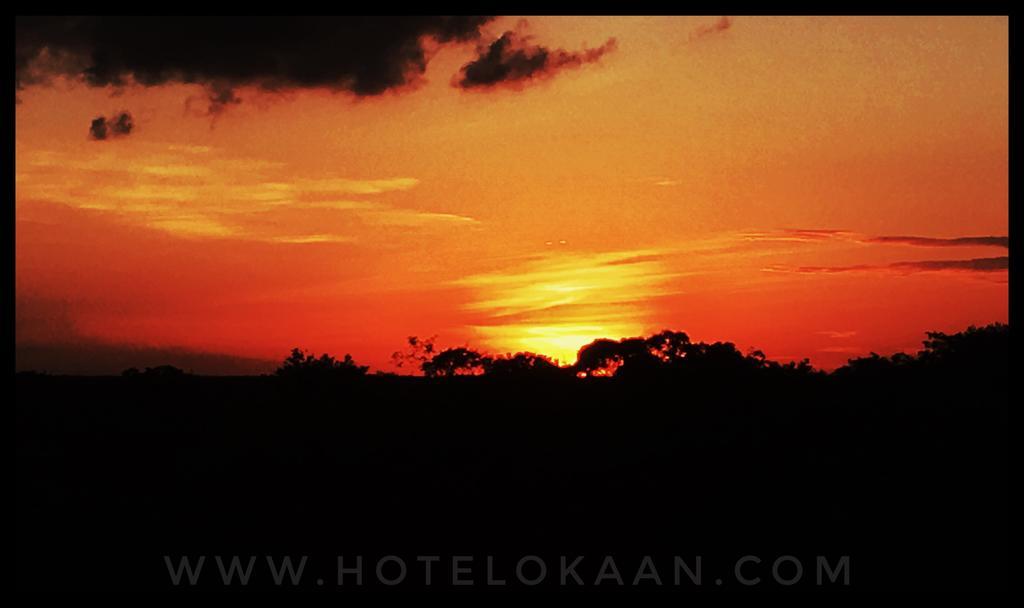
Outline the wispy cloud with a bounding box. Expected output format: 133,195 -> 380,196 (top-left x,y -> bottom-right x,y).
16,145 -> 473,243
739,229 -> 853,244
357,209 -> 479,228
263,234 -> 357,244
816,330 -> 858,339
146,216 -> 238,239
288,199 -> 478,227
731,229 -> 1009,281
293,177 -> 420,195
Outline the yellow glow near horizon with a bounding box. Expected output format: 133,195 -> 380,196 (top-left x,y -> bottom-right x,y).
457,249 -> 680,363
471,324 -> 619,366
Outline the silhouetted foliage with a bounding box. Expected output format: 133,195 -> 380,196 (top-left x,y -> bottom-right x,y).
918,323 -> 1009,375
832,352 -> 910,382
485,352 -> 565,379
16,370 -> 49,377
422,347 -> 490,378
15,323 -> 1008,590
760,356 -> 819,379
572,330 -> 795,382
574,337 -> 646,376
391,335 -> 438,371
645,329 -> 692,363
380,324 -> 1008,385
275,348 -> 368,380
121,365 -> 189,378
835,323 -> 1009,383
394,337 -> 535,378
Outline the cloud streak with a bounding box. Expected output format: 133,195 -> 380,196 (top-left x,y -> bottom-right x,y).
817,330 -> 858,339
764,256 -> 1008,275
742,229 -> 1008,249
740,229 -> 853,244
889,257 -> 1009,272
866,235 -> 1008,248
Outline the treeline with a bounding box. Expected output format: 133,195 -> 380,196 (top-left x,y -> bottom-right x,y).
265,322 -> 1008,383
16,322 -> 1009,590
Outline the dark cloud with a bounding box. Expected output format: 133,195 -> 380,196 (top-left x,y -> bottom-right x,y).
15,295 -> 276,375
16,341 -> 277,376
205,84 -> 243,116
184,83 -> 244,119
866,235 -> 1009,249
689,16 -> 732,41
16,16 -> 495,97
454,26 -> 617,90
768,256 -> 1008,275
89,111 -> 133,140
16,295 -> 78,345
889,257 -> 1009,272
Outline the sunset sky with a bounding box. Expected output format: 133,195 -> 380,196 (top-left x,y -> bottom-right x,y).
15,16 -> 1008,374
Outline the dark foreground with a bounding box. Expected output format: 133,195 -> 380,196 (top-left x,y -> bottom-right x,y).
16,366 -> 1008,591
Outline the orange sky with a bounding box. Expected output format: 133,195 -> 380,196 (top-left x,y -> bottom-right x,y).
15,16 -> 1008,373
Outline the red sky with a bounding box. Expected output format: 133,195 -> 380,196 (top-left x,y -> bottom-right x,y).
15,16 -> 1008,373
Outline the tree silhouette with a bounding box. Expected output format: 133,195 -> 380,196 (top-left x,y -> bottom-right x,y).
645,329 -> 692,363
760,356 -> 819,379
422,347 -> 490,378
574,338 -> 642,376
573,331 -> 771,380
121,365 -> 188,378
16,320 -> 1010,591
834,322 -> 1008,381
391,335 -> 438,371
275,348 -> 368,380
918,323 -> 1009,375
485,352 -> 564,379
